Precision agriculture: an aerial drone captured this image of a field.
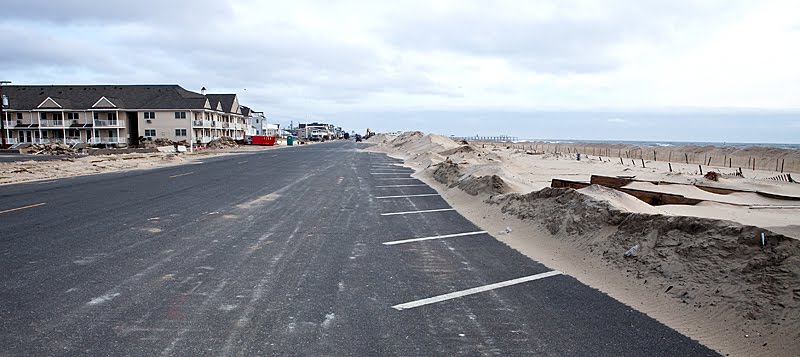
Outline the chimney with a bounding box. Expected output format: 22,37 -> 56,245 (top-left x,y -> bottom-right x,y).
201,86 -> 207,95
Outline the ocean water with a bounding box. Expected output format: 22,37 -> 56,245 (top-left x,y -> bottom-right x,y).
515,139 -> 800,150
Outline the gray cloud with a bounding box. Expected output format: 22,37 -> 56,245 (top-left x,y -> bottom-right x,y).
3,1 -> 234,25
378,1 -> 750,74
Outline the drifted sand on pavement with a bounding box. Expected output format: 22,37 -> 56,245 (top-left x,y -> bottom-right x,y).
367,132 -> 799,357
0,145 -> 283,186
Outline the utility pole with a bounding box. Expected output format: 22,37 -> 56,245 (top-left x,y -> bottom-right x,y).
0,81 -> 11,148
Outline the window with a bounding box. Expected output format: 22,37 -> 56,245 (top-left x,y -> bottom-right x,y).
69,129 -> 79,137
107,113 -> 117,121
175,128 -> 187,137
174,112 -> 186,119
93,112 -> 99,120
40,112 -> 47,120
17,113 -> 22,120
144,112 -> 155,119
67,112 -> 79,120
41,131 -> 48,138
144,129 -> 156,137
53,113 -> 63,122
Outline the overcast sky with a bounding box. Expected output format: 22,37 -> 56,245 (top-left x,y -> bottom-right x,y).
3,0 -> 799,143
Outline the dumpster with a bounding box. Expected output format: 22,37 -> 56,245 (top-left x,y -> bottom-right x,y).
251,135 -> 276,146
287,136 -> 294,146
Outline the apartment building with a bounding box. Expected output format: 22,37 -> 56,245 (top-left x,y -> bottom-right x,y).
1,85 -> 252,146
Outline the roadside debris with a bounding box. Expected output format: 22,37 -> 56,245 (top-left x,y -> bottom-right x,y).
26,143 -> 77,155
704,171 -> 720,181
623,243 -> 640,257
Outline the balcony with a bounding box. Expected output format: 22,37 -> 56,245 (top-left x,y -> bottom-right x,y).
222,122 -> 231,129
93,120 -> 121,127
40,119 -> 66,127
193,120 -> 210,127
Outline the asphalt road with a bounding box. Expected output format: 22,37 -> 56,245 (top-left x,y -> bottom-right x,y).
0,153 -> 68,162
0,141 -> 718,356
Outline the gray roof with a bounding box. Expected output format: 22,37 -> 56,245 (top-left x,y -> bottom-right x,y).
240,105 -> 252,117
205,94 -> 237,113
3,85 -> 213,111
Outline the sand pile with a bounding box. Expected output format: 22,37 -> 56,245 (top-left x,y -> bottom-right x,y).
488,187 -> 798,324
432,159 -> 508,196
207,137 -> 238,149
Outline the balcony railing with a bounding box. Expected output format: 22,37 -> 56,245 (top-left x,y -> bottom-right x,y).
90,137 -> 125,144
222,122 -> 231,129
40,119 -> 66,127
2,120 -> 14,127
93,120 -> 120,127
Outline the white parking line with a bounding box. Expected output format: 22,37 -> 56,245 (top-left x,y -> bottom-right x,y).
375,193 -> 441,199
381,208 -> 455,216
391,271 -> 563,311
374,178 -> 418,180
375,184 -> 428,188
371,172 -> 412,175
382,231 -> 487,245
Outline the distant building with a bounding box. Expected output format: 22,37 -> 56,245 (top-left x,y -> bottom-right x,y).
297,122 -> 337,140
1,85 -> 253,146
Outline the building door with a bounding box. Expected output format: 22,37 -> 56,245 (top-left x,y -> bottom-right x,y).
127,112 -> 138,145
24,130 -> 32,143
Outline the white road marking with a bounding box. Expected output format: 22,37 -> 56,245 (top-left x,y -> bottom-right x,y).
371,172 -> 412,175
375,184 -> 428,188
391,271 -> 563,311
0,202 -> 47,214
168,172 -> 195,178
237,160 -> 248,164
382,231 -> 487,245
374,178 -> 418,180
381,208 -> 455,216
375,194 -> 441,199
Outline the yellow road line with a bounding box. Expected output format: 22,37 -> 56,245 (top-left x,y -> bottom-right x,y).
0,202 -> 47,214
168,172 -> 195,178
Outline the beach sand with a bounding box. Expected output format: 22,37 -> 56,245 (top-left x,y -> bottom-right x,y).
367,132 -> 799,357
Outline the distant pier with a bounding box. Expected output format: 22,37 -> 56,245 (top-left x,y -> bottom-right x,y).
450,135 -> 518,142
